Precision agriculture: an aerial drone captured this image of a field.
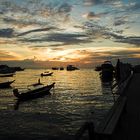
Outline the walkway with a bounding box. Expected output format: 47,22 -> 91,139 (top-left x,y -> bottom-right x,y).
112,73 -> 140,140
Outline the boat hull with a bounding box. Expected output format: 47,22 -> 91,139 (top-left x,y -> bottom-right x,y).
0,80 -> 15,88
41,72 -> 53,76
13,83 -> 55,101
0,73 -> 15,77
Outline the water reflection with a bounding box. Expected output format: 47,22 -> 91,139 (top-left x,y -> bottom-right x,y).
14,92 -> 52,110
0,69 -> 114,136
14,100 -> 20,110
101,81 -> 112,94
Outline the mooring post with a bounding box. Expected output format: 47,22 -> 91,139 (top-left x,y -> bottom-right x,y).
75,122 -> 95,140
87,122 -> 95,140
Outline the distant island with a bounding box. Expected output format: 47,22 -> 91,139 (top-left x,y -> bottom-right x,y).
0,65 -> 24,74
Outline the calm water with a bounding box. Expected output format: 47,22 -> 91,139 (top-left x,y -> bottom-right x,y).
0,69 -> 114,138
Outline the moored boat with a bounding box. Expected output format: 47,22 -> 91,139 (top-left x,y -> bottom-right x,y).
13,82 -> 55,101
0,80 -> 15,88
41,72 -> 53,76
95,65 -> 102,71
100,61 -> 114,82
0,73 -> 15,77
60,67 -> 64,70
66,65 -> 79,71
52,67 -> 59,70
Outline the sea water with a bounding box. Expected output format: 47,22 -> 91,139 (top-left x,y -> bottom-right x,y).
0,69 -> 114,139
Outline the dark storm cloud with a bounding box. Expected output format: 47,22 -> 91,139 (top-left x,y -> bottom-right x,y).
116,36 -> 140,46
0,28 -> 14,38
17,27 -> 58,36
20,33 -> 92,46
103,32 -> 140,46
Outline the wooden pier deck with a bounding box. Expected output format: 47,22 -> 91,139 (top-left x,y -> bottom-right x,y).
112,73 -> 140,140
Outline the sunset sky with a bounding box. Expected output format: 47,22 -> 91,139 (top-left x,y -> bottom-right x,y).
0,0 -> 140,68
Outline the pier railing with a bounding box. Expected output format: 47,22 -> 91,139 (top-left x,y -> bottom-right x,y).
111,72 -> 133,99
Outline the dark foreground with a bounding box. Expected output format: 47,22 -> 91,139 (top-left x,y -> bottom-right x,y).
0,110 -> 74,140
1,74 -> 140,140
112,73 -> 140,140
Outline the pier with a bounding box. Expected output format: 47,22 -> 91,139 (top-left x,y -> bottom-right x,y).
112,73 -> 140,140
75,64 -> 140,140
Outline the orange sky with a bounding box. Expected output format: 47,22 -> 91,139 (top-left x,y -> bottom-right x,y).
0,0 -> 140,68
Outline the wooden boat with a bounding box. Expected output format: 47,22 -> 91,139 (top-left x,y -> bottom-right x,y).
100,61 -> 114,82
0,73 -> 15,77
41,72 -> 53,76
13,82 -> 55,101
0,80 -> 15,88
95,65 -> 102,71
66,65 -> 79,71
52,67 -> 59,70
60,67 -> 64,70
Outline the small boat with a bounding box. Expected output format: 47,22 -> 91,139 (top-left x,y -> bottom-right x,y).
0,80 -> 15,88
66,65 -> 79,71
95,65 -> 102,71
100,61 -> 114,82
41,72 -> 53,76
60,67 -> 64,70
13,82 -> 55,101
52,67 -> 59,70
0,73 -> 15,77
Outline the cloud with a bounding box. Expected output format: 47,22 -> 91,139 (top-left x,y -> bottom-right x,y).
83,0 -> 121,6
0,50 -> 19,60
1,0 -> 73,29
114,19 -> 127,26
3,17 -> 47,27
84,22 -> 140,46
69,48 -> 140,65
103,32 -> 140,46
125,2 -> 140,11
82,12 -> 100,19
116,36 -> 140,46
20,33 -> 92,46
17,27 -> 58,36
58,3 -> 72,14
83,0 -> 103,6
50,47 -> 65,51
0,28 -> 14,38
82,11 -> 108,20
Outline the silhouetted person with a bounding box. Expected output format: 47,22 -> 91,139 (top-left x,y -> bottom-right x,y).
38,78 -> 40,84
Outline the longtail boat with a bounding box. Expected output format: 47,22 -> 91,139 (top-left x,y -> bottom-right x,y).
0,73 -> 15,77
0,80 -> 15,88
41,72 -> 53,76
13,82 -> 55,101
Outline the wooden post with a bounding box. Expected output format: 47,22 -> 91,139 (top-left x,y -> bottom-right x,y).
87,122 -> 95,140
75,122 -> 95,140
